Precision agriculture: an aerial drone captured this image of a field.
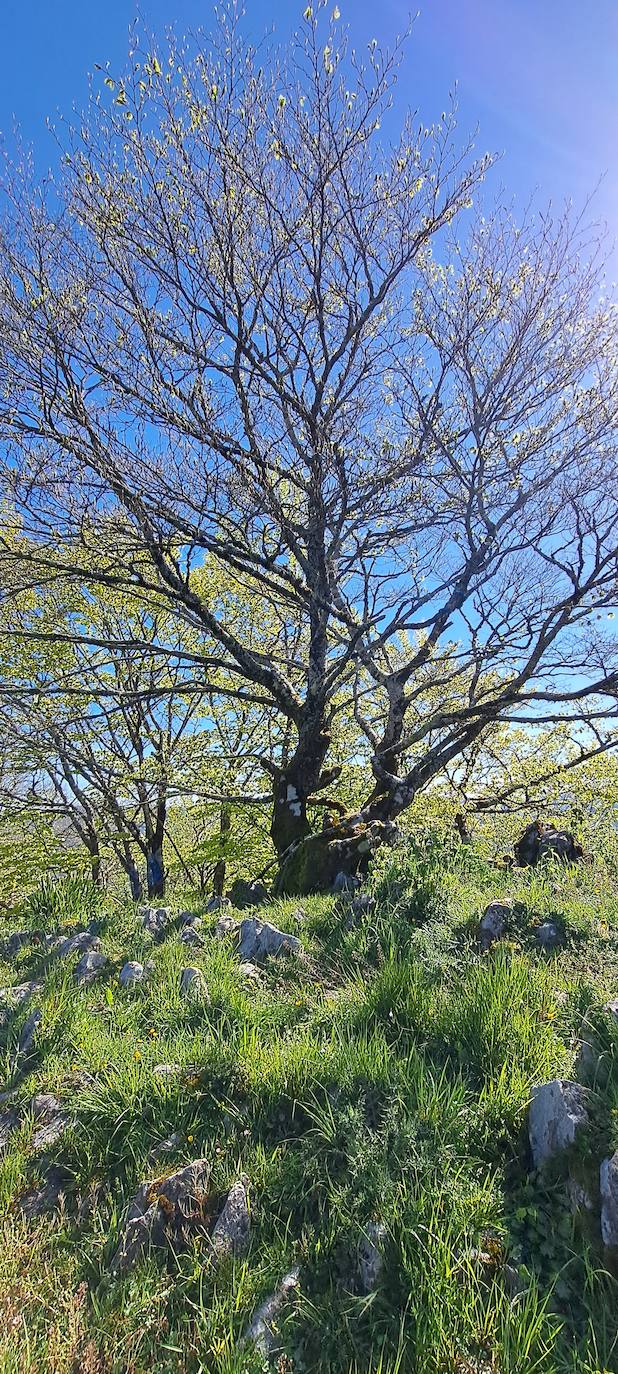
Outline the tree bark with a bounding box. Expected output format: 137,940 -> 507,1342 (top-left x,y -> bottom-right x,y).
213,803 -> 231,896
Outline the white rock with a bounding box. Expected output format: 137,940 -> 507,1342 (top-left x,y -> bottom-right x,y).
529,1080 -> 589,1169
601,1153 -> 618,1247
140,907 -> 169,939
243,1266 -> 300,1358
479,900 -> 511,947
238,918 -> 302,962
210,1178 -> 250,1260
205,895 -> 231,914
74,950 -> 108,986
119,961 -> 145,988
56,930 -> 101,959
179,967 -> 209,1000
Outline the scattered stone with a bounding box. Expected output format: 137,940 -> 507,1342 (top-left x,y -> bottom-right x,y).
291,907 -> 307,923
19,1167 -> 71,1218
140,907 -> 169,940
358,1220 -> 387,1294
111,1158 -> 212,1272
214,913 -> 241,939
332,871 -> 360,894
351,893 -> 375,917
179,967 -> 209,1000
3,930 -> 34,958
529,1079 -> 589,1169
228,879 -> 270,910
144,959 -> 156,976
479,900 -> 511,948
600,1152 -> 618,1248
205,895 -> 232,914
180,924 -> 204,947
178,911 -> 200,927
153,1063 -> 182,1079
119,961 -> 145,988
239,962 -> 262,982
514,821 -> 583,868
237,918 -> 302,962
210,1177 -> 251,1261
15,1007 -> 43,1059
30,1094 -> 69,1150
56,930 -> 101,959
535,921 -> 563,951
243,1266 -> 300,1359
0,981 -> 43,1010
74,950 -> 108,986
0,1106 -> 19,1153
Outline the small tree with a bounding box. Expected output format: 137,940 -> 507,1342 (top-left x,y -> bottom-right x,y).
0,8 -> 617,889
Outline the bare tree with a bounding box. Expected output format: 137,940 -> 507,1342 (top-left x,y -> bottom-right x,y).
0,8 -> 616,890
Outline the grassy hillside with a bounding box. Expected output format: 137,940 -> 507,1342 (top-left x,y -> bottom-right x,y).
1,838 -> 618,1374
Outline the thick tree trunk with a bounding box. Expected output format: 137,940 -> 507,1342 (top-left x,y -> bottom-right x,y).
146,844 -> 165,899
270,720 -> 332,858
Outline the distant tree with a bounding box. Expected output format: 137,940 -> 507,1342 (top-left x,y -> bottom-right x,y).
0,8 -> 617,890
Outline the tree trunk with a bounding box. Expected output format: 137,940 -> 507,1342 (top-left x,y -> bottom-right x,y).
270,720 -> 332,858
213,803 -> 231,896
146,844 -> 165,898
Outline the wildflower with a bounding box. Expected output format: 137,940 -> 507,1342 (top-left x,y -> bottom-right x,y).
134,1049 -> 141,1060
187,1133 -> 194,1143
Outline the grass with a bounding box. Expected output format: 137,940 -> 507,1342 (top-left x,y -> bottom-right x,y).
0,839 -> 617,1372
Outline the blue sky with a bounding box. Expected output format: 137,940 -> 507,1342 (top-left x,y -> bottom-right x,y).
1,0 -> 617,236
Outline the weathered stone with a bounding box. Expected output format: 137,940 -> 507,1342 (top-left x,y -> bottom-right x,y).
0,981 -> 43,1010
243,1266 -> 300,1358
351,893 -> 375,917
529,1079 -> 589,1168
358,1220 -> 387,1293
237,918 -> 302,962
111,1158 -> 212,1272
0,1106 -> 19,1153
566,1176 -> 594,1214
119,961 -> 145,988
180,924 -> 204,947
3,930 -> 34,958
140,907 -> 169,940
144,959 -> 156,976
600,1152 -> 618,1248
205,895 -> 232,914
239,962 -> 262,981
479,900 -> 511,948
19,1167 -> 71,1218
210,1177 -> 251,1260
153,1063 -> 182,1078
74,950 -> 108,986
332,871 -> 360,894
214,913 -> 241,939
515,821 -> 583,868
178,911 -> 200,927
147,1132 -> 182,1164
30,1094 -> 69,1150
228,879 -> 270,910
535,921 -> 563,951
56,930 -> 101,959
180,967 -> 209,1000
15,1007 -> 42,1058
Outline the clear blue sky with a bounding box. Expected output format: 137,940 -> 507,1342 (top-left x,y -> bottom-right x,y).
1,0 -> 617,232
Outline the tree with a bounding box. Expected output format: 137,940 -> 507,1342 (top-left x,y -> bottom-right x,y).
0,8 -> 617,891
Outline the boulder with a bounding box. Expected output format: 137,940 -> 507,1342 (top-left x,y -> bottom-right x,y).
529,1079 -> 589,1169
358,1220 -> 387,1294
74,950 -> 108,986
214,913 -> 241,940
119,961 -> 145,988
139,907 -> 169,940
205,895 -> 232,914
600,1153 -> 618,1248
179,967 -> 209,1000
479,900 -> 511,948
180,923 -> 204,947
228,879 -> 270,910
243,1266 -> 300,1359
514,821 -> 583,868
178,910 -> 200,927
237,918 -> 302,962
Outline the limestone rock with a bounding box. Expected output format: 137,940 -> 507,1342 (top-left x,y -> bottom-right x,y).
237,918 -> 302,962
210,1177 -> 251,1261
153,1063 -> 182,1078
239,962 -> 262,981
111,1157 -> 212,1273
0,981 -> 43,1010
180,923 -> 204,947
119,961 -> 145,988
214,913 -> 241,939
515,821 -> 583,868
535,921 -> 563,951
139,907 -> 169,940
15,1007 -> 42,1060
479,901 -> 511,948
243,1266 -> 300,1358
179,967 -> 209,1000
358,1220 -> 387,1293
529,1079 -> 589,1168
178,911 -> 200,927
19,1167 -> 71,1218
74,950 -> 108,986
600,1152 -> 618,1248
30,1094 -> 69,1150
56,930 -> 101,959
3,930 -> 35,958
332,871 -> 360,894
205,895 -> 232,914
228,879 -> 270,910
